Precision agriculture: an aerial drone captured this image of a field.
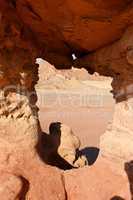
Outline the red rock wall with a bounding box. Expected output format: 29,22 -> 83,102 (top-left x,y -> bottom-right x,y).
5,0 -> 133,67
0,0 -> 133,199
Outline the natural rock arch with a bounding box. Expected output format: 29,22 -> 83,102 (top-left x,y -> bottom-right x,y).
0,0 -> 133,199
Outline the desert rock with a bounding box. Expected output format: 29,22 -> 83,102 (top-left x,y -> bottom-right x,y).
0,0 -> 133,199
41,122 -> 88,168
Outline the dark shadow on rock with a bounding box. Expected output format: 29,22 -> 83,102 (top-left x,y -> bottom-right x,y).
110,196 -> 125,200
125,161 -> 133,200
18,176 -> 30,200
36,122 -> 76,170
78,147 -> 99,165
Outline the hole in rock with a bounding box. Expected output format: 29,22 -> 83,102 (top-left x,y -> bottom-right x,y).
36,58 -> 115,170
72,53 -> 77,61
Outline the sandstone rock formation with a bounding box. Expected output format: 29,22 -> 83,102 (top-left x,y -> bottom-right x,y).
75,25 -> 133,166
64,159 -> 131,200
0,173 -> 23,200
12,0 -> 133,67
0,2 -> 66,199
0,0 -> 133,199
36,58 -> 111,90
49,122 -> 88,168
39,122 -> 88,169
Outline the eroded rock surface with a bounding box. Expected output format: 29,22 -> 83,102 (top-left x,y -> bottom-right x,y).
13,0 -> 133,67
0,2 -> 66,200
48,122 -> 88,168
73,24 -> 133,166
0,0 -> 133,199
75,25 -> 133,165
36,58 -> 112,90
0,173 -> 23,200
64,158 -> 131,200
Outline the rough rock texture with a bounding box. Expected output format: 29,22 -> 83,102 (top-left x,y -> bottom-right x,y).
49,122 -> 87,168
0,2 -> 66,200
36,58 -> 111,90
100,98 -> 133,166
75,25 -> 133,165
36,58 -> 90,82
37,58 -> 110,81
64,159 -> 131,200
38,122 -> 88,169
0,173 -> 23,200
0,0 -> 133,199
13,0 -> 133,67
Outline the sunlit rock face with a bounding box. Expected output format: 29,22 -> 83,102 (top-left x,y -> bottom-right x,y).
0,0 -> 39,164
0,3 -> 66,199
0,0 -> 133,199
75,25 -> 133,165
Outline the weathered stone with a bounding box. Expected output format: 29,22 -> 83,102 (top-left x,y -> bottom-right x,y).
16,0 -> 133,67
0,0 -> 133,199
0,3 -> 66,199
40,122 -> 88,168
75,25 -> 133,164
0,173 -> 23,200
64,159 -> 131,200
